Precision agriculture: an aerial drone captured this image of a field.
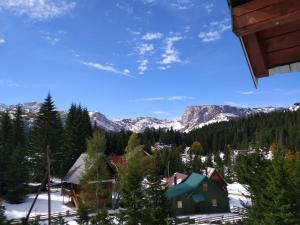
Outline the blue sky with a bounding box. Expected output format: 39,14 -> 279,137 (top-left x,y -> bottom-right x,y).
0,0 -> 300,119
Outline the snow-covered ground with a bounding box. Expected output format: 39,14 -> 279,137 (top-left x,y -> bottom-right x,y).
4,183 -> 251,224
3,188 -> 72,220
228,182 -> 251,208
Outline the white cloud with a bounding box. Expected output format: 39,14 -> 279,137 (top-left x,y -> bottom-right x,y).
0,38 -> 6,44
224,101 -> 248,108
153,111 -> 170,116
81,61 -> 132,77
116,2 -> 133,15
137,59 -> 149,74
158,35 -> 183,66
142,32 -> 163,41
41,30 -> 65,45
0,0 -> 76,20
198,18 -> 231,43
135,96 -> 194,102
204,2 -> 214,13
238,91 -> 254,95
137,43 -> 154,55
171,0 -> 194,10
0,79 -> 23,88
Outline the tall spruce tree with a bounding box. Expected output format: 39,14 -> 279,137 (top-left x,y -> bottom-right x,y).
0,112 -> 13,196
28,94 -> 64,181
5,106 -> 28,203
63,104 -> 92,174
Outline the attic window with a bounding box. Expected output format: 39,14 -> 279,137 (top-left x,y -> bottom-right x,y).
177,201 -> 182,209
203,183 -> 208,192
212,199 -> 218,207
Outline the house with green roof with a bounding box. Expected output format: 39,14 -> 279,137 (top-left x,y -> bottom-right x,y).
165,173 -> 230,215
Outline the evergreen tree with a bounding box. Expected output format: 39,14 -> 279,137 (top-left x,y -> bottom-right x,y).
63,104 -> 92,174
0,112 -> 13,196
80,131 -> 110,209
259,150 -> 298,225
28,93 -> 64,181
90,209 -> 113,225
144,174 -> 170,225
119,157 -> 145,225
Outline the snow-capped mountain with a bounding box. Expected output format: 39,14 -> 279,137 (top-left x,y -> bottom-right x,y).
180,105 -> 282,132
114,117 -> 182,133
0,102 -> 296,133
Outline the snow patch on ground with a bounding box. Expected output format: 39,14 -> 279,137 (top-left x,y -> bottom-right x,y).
3,188 -> 72,220
228,182 -> 251,208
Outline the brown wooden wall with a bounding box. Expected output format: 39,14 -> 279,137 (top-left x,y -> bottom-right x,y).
231,0 -> 300,78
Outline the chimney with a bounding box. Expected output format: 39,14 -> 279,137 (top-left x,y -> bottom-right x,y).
174,174 -> 177,185
205,168 -> 208,176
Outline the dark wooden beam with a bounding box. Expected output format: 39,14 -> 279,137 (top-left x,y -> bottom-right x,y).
232,0 -> 278,17
233,0 -> 300,36
242,33 -> 269,77
268,45 -> 300,67
264,29 -> 300,53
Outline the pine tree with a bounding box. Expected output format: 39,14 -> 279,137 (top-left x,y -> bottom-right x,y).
4,105 -> 28,203
259,150 -> 298,225
28,93 -> 64,181
119,158 -> 145,225
63,104 -> 92,174
144,174 -> 170,225
80,131 -> 110,209
0,112 -> 13,196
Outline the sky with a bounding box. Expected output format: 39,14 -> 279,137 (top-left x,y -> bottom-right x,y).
0,0 -> 300,119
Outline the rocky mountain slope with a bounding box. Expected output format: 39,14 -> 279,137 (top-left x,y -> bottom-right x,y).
0,102 -> 295,133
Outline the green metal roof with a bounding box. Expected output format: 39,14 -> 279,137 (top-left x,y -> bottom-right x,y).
165,173 -> 206,199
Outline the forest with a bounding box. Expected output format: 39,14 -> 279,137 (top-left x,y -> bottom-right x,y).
0,94 -> 300,224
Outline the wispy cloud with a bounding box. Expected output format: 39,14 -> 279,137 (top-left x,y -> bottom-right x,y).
152,111 -> 170,116
0,79 -> 23,88
135,96 -> 194,102
137,59 -> 149,75
237,91 -> 254,95
0,38 -> 6,44
137,43 -> 154,55
142,32 -> 163,41
198,18 -> 231,42
204,2 -> 214,13
158,35 -> 184,68
0,0 -> 76,20
80,61 -> 132,77
224,101 -> 248,108
116,2 -> 133,15
41,30 -> 65,45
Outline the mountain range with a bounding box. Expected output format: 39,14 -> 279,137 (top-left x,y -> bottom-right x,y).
0,102 -> 299,133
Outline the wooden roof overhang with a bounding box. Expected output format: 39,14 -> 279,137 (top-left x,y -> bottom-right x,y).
228,0 -> 300,87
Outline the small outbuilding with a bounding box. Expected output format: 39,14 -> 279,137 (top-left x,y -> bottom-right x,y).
165,173 -> 230,215
62,153 -> 117,208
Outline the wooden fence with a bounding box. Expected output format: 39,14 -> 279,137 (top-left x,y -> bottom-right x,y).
174,206 -> 247,225
10,210 -> 78,225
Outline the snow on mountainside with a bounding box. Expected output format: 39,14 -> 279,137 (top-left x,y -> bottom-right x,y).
180,105 -> 282,132
114,117 -> 182,133
0,102 -> 295,133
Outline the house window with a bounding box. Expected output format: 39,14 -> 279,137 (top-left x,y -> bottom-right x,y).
203,183 -> 208,192
212,199 -> 218,207
177,201 -> 183,209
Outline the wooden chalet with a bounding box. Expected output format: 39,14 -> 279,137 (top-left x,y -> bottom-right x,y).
202,167 -> 228,194
165,172 -> 188,188
228,0 -> 300,86
62,153 -> 117,209
165,173 -> 230,215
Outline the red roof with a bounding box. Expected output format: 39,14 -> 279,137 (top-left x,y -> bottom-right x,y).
165,172 -> 188,188
111,156 -> 126,165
